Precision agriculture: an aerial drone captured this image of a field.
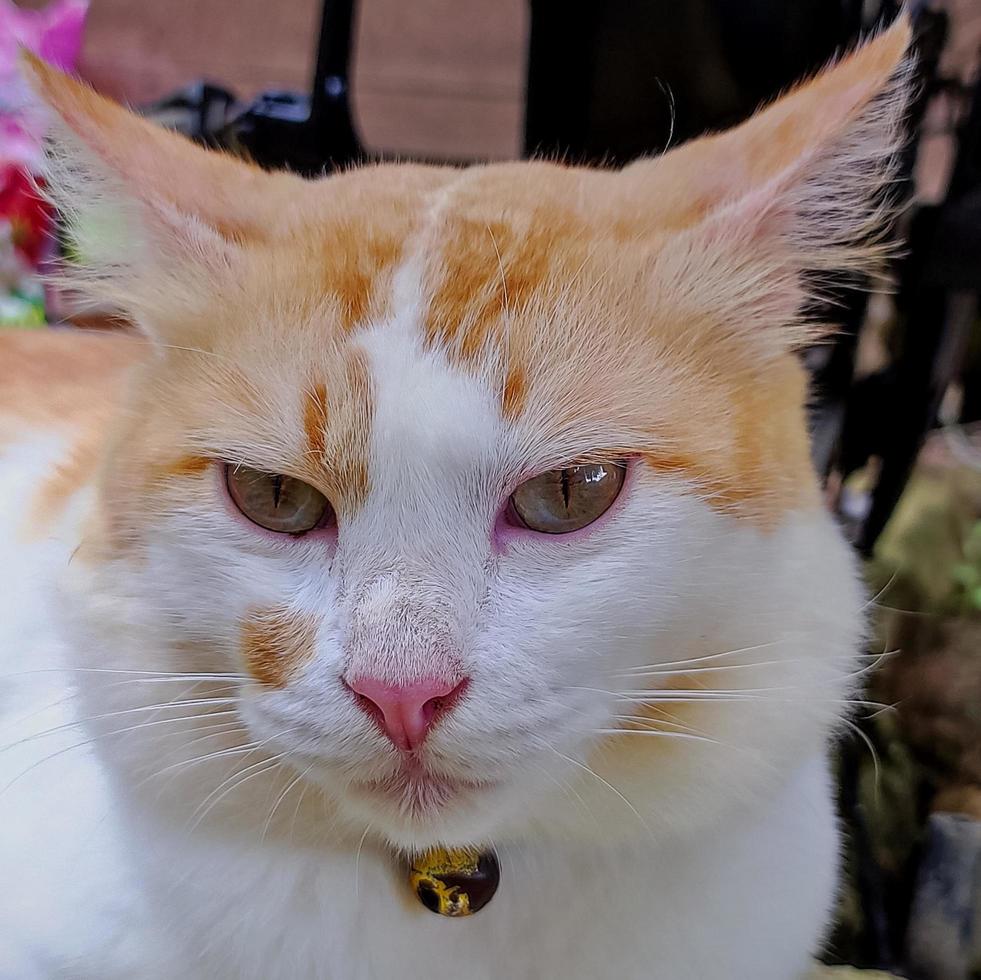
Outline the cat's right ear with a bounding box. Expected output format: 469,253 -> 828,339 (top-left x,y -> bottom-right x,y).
21,53 -> 305,335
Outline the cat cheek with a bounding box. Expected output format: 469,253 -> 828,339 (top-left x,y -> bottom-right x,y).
240,606 -> 319,688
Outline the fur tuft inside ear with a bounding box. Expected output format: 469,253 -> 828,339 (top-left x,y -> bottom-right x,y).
19,52 -> 303,332
618,15 -> 914,361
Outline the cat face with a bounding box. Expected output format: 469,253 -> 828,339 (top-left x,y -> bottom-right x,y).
27,21 -> 908,849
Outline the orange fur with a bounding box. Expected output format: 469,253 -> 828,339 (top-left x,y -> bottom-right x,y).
241,607 -> 318,688
0,329 -> 142,440
26,424 -> 104,534
157,455 -> 212,479
303,384 -> 329,459
7,19 -> 910,546
315,345 -> 374,515
501,365 -> 528,421
0,331 -> 143,537
317,224 -> 403,332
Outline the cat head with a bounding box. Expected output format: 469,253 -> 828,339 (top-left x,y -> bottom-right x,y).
27,19 -> 909,850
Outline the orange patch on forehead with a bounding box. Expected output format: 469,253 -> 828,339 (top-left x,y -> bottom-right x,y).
302,345 -> 374,516
423,220 -> 503,353
297,164 -> 457,335
419,181 -> 598,435
423,214 -> 573,369
158,454 -> 211,479
303,383 -> 328,458
502,365 -> 528,421
318,225 -> 403,333
241,607 -> 318,688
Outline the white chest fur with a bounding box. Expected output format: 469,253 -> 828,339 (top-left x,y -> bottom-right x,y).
0,438 -> 159,978
122,754 -> 836,980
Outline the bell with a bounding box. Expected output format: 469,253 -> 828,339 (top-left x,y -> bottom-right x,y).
408,847 -> 500,916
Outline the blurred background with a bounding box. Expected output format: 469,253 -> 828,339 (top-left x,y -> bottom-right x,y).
3,1 -> 981,977
71,0 -> 527,161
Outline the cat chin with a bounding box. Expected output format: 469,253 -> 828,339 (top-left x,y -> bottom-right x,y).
310,769 -> 525,851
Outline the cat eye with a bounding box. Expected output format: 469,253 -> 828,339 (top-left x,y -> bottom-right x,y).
508,462 -> 626,534
225,464 -> 333,535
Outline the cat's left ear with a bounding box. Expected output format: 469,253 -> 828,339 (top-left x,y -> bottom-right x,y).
616,15 -> 913,359
21,52 -> 305,332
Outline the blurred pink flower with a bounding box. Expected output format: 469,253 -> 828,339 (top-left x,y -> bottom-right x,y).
0,0 -> 88,167
1,0 -> 87,299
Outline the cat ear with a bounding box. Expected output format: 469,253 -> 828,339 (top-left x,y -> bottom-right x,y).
617,15 -> 913,360
21,52 -> 304,331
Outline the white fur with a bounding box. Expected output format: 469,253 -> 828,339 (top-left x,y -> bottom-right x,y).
0,282 -> 864,978
0,436 -> 164,978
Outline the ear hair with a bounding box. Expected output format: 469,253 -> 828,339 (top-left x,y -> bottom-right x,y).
36,111 -> 227,321
619,16 -> 914,361
21,52 -> 303,335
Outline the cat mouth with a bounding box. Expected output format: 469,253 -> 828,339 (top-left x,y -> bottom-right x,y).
349,767 -> 495,814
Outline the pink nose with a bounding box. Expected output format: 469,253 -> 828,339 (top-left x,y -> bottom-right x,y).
344,675 -> 469,751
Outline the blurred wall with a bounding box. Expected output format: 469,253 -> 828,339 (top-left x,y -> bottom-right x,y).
19,0 -> 526,160
18,0 -> 981,168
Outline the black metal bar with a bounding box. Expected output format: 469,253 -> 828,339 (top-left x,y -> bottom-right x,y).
226,0 -> 363,175
523,0 -> 866,166
309,0 -> 358,127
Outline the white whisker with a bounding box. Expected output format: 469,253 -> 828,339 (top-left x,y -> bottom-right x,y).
261,763 -> 313,841
0,667 -> 245,681
138,738 -> 260,793
189,754 -> 285,831
861,569 -> 900,612
841,718 -> 881,801
545,746 -> 652,839
354,822 -> 373,903
289,772 -> 315,846
593,729 -> 718,744
619,642 -> 780,673
608,714 -> 713,738
0,697 -> 241,754
0,710 -> 240,798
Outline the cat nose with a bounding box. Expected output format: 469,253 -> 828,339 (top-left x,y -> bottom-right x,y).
344,675 -> 469,751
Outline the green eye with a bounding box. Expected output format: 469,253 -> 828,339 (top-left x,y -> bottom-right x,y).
225,464 -> 333,534
508,462 -> 626,534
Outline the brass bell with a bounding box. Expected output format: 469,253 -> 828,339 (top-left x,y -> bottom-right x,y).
408,847 -> 500,916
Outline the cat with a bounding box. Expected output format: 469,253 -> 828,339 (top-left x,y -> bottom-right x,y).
0,17 -> 911,980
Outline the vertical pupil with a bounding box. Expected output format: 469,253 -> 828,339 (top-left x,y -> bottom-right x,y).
561,469 -> 571,510
272,474 -> 283,509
